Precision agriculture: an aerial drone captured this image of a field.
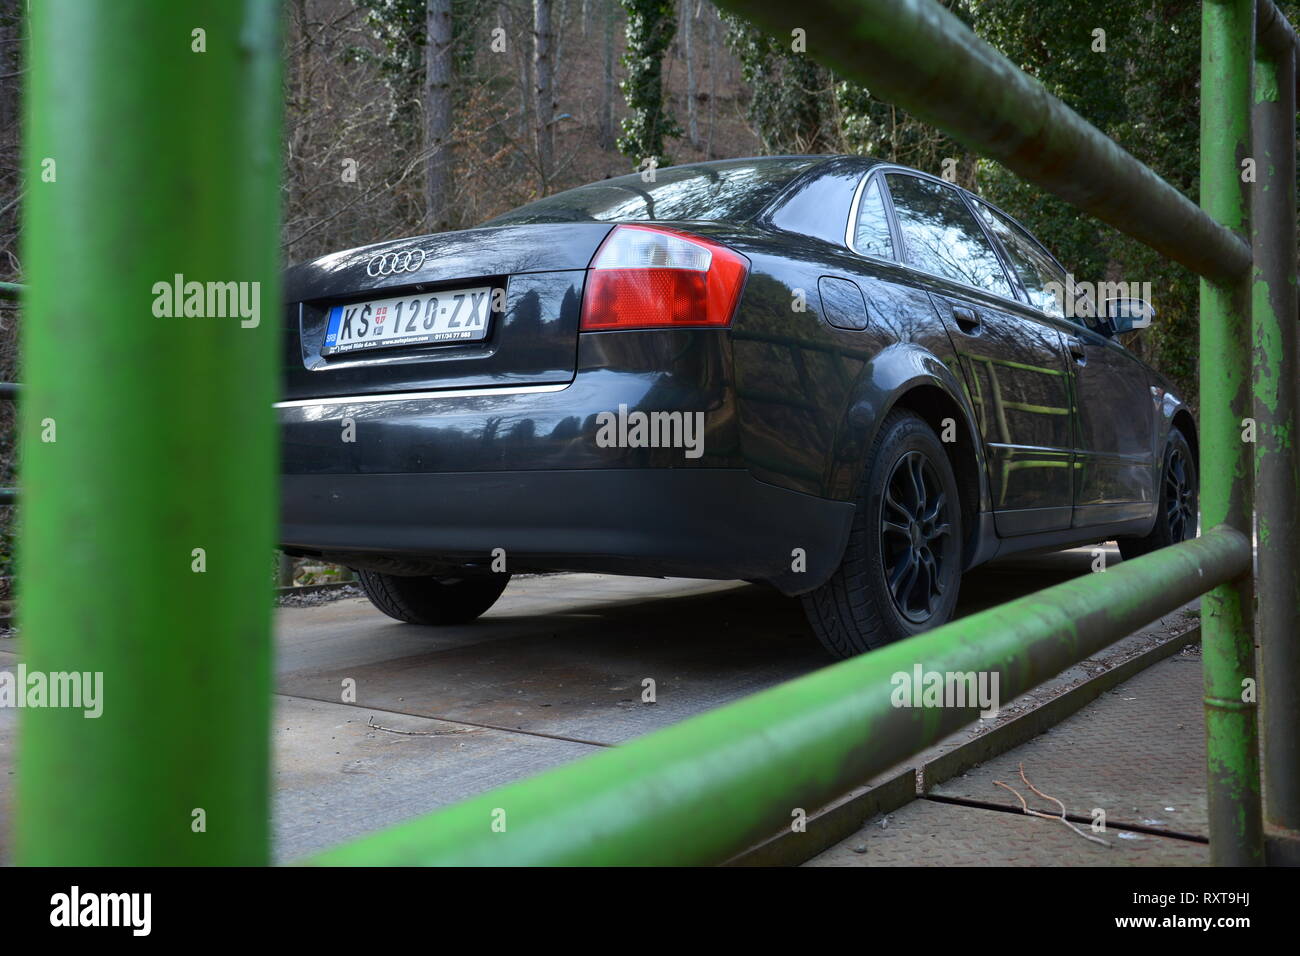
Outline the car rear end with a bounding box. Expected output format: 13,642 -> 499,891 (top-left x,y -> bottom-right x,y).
278,159 -> 854,593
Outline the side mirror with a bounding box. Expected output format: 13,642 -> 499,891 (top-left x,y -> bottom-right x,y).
1103,298 -> 1155,335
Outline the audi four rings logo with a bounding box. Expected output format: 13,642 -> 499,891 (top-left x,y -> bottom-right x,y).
366,248 -> 427,277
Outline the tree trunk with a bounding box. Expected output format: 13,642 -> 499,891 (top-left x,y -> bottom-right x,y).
683,0 -> 697,148
705,4 -> 716,158
555,0 -> 569,74
533,0 -> 556,187
512,4 -> 533,138
599,0 -> 615,148
425,0 -> 454,232
0,0 -> 20,138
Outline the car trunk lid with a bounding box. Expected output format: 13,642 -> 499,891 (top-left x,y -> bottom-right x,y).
281,222 -> 613,401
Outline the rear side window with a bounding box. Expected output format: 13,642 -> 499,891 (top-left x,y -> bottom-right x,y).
851,176 -> 894,260
482,158 -> 820,226
885,174 -> 1012,298
973,201 -> 1068,319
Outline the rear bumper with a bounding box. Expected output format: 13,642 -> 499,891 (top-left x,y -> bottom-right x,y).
279,329 -> 855,594
281,468 -> 853,596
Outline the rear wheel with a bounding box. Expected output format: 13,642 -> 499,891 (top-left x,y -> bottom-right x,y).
1118,428 -> 1198,561
802,409 -> 963,659
357,570 -> 510,625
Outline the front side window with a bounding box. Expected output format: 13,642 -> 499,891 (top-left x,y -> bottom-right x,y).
973,201 -> 1068,319
851,176 -> 894,260
885,174 -> 1012,298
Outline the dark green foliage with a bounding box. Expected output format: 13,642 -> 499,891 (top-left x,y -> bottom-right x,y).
971,0 -> 1300,408
348,0 -> 429,127
618,0 -> 683,166
721,15 -> 836,153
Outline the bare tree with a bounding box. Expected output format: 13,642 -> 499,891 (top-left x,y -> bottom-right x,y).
425,0 -> 454,231
599,0 -> 616,148
683,0 -> 698,148
554,0 -> 569,71
533,0 -> 556,186
705,2 -> 717,158
507,2 -> 533,139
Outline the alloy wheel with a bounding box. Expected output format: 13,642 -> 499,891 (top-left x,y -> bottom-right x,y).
880,450 -> 953,623
1166,448 -> 1195,542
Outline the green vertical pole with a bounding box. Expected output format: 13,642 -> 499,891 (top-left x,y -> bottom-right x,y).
1200,0 -> 1265,866
15,1 -> 282,864
1251,38 -> 1300,836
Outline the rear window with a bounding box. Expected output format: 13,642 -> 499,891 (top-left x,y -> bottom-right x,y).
482,158 -> 821,226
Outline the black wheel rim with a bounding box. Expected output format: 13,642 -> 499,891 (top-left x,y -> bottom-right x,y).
880,450 -> 952,624
1165,449 -> 1195,542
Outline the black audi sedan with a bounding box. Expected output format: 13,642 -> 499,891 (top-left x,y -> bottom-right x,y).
278,156 -> 1197,658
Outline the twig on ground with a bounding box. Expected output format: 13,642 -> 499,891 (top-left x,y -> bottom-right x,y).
366,714 -> 478,737
994,762 -> 1110,847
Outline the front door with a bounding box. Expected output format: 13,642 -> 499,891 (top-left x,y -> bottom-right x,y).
882,172 -> 1076,535
968,197 -> 1157,528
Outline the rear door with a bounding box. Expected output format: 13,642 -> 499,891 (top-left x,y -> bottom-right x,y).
970,200 -> 1157,527
883,172 -> 1076,535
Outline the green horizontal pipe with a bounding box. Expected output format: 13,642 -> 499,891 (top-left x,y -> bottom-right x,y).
306,526 -> 1250,866
0,281 -> 23,300
1258,0 -> 1299,58
713,0 -> 1251,284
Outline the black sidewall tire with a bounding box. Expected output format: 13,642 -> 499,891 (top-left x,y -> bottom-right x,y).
358,571 -> 511,626
863,415 -> 964,644
1118,428 -> 1198,560
802,409 -> 964,659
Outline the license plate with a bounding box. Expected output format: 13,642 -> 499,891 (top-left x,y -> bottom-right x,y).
321,286 -> 493,356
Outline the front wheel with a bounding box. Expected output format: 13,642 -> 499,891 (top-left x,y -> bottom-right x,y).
802,409 -> 963,659
357,570 -> 511,625
1118,428 -> 1198,561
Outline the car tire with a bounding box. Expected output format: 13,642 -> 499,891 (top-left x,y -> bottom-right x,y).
802,409 -> 963,659
357,570 -> 511,625
1118,428 -> 1198,561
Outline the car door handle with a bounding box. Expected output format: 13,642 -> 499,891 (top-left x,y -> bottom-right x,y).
1067,338 -> 1087,366
952,306 -> 981,334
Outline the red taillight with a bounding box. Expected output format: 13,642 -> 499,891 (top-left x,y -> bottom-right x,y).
579,224 -> 749,331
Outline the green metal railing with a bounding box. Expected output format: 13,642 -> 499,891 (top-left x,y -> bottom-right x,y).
16,1 -> 282,865
0,379 -> 17,506
1250,0 -> 1300,845
11,0 -> 1298,866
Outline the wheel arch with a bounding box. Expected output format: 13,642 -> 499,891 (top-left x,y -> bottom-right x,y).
826,344 -> 991,567
1172,407 -> 1199,465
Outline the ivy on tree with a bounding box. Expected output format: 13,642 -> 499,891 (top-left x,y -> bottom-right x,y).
618,0 -> 682,167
